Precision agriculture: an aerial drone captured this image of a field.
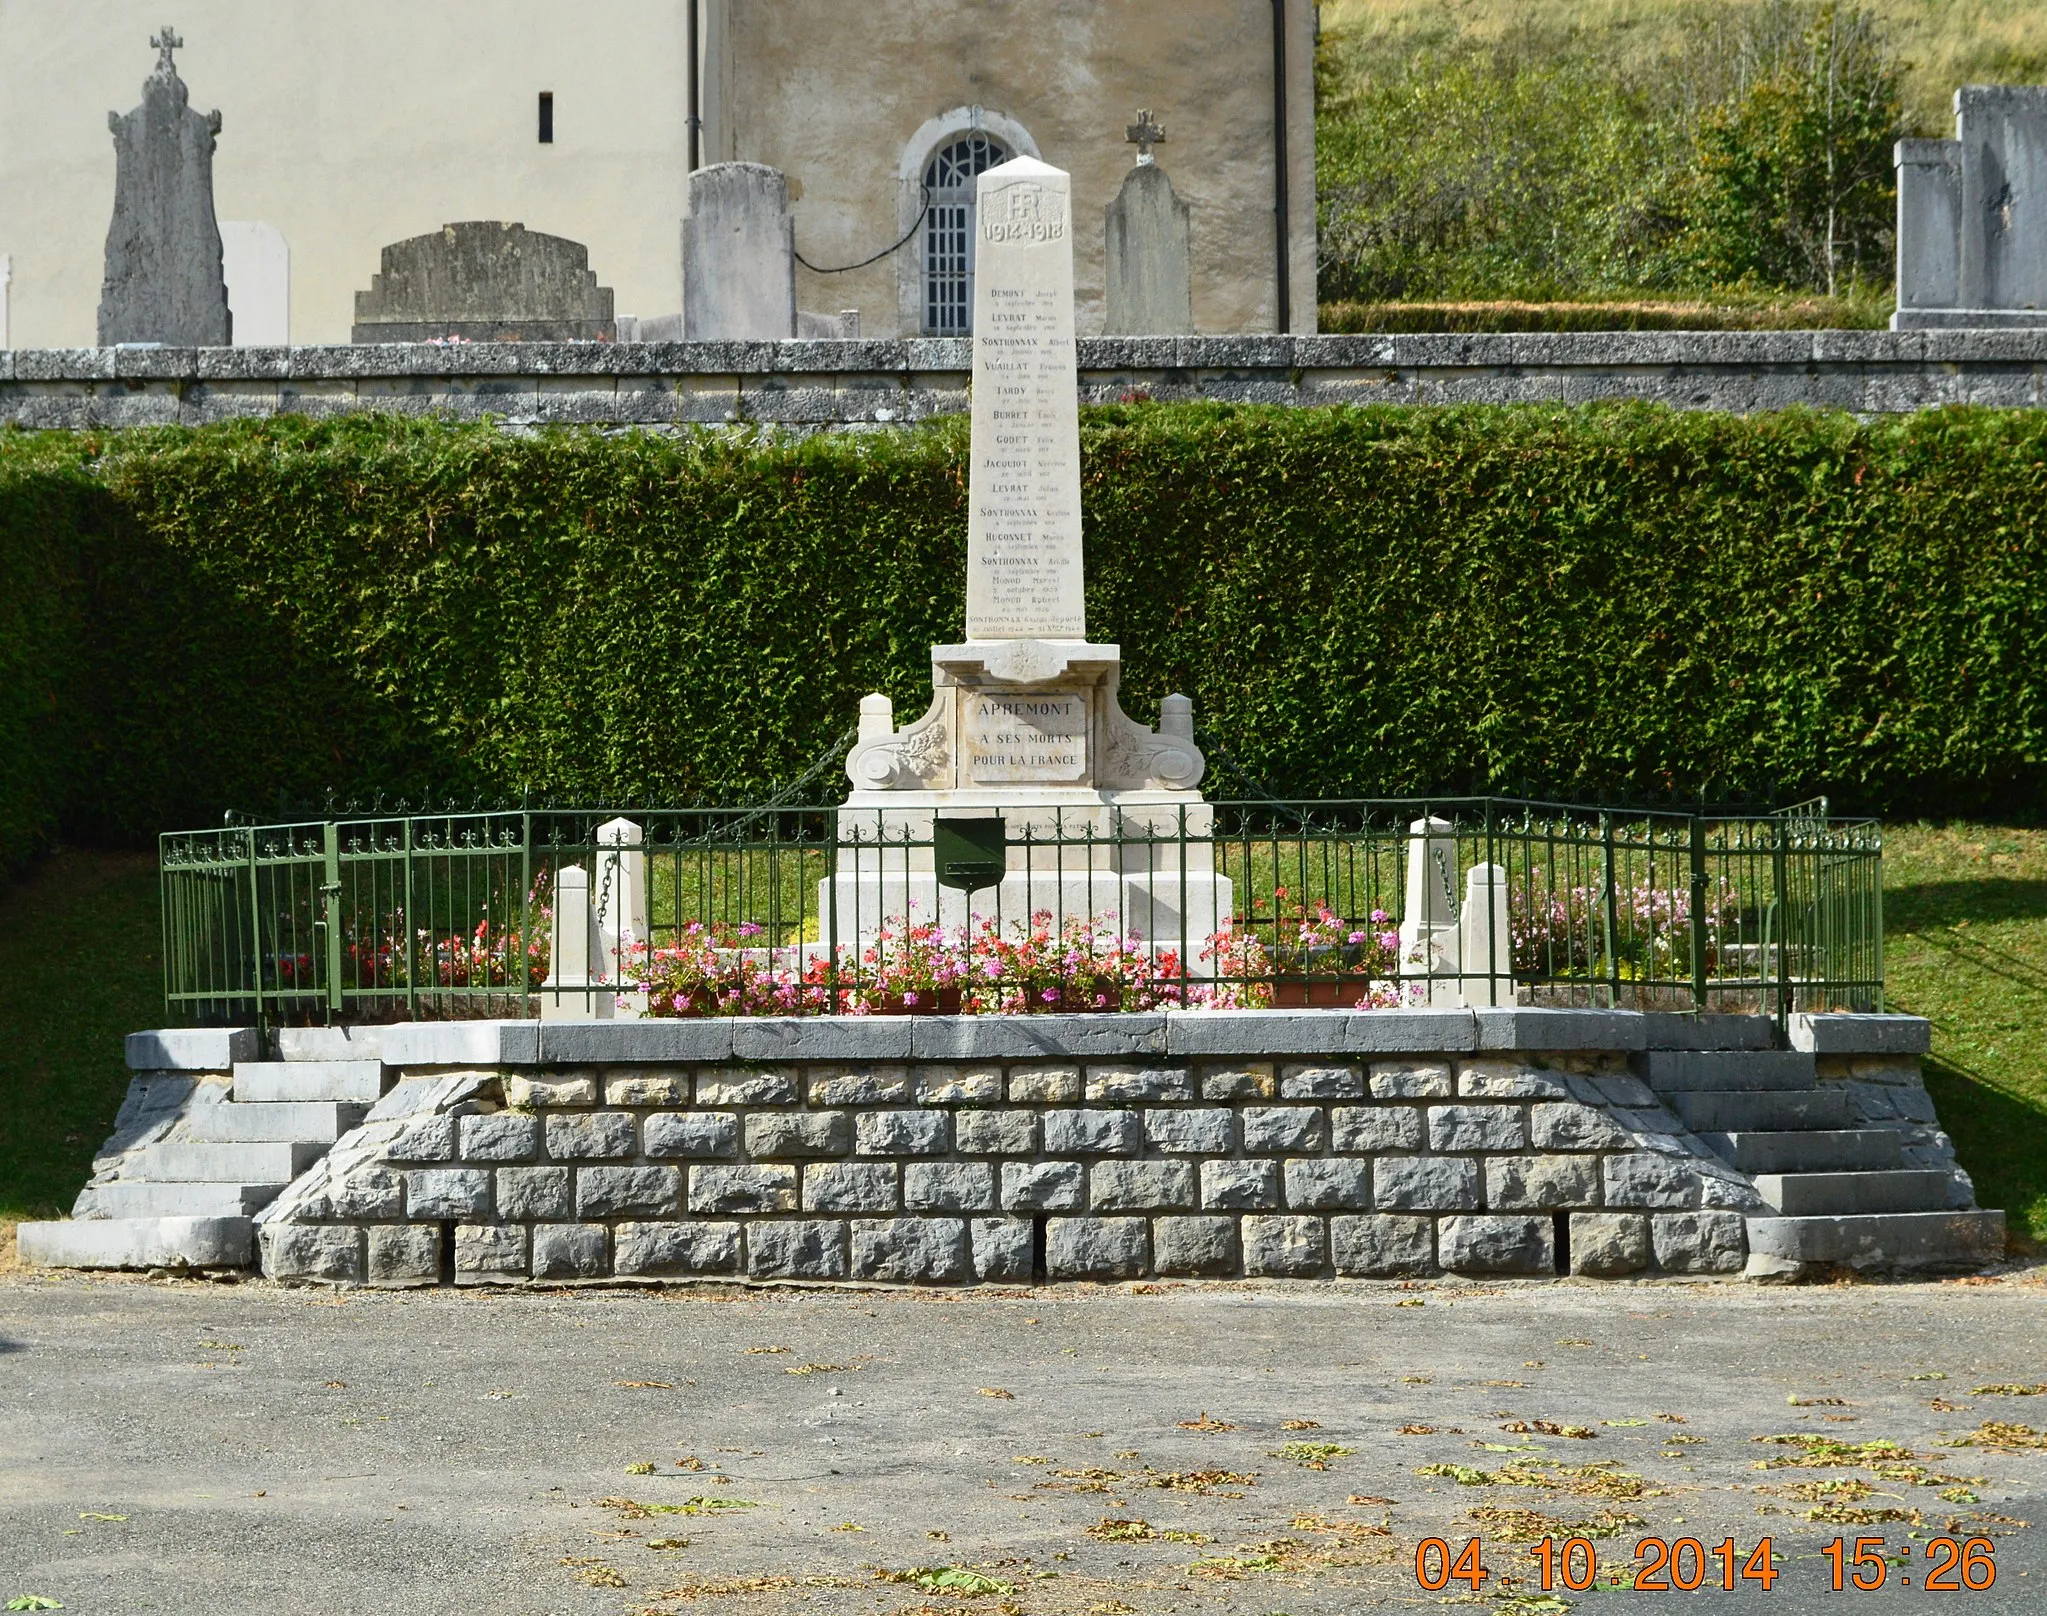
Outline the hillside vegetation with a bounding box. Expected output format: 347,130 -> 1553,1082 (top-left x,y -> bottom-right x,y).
1315,0 -> 2047,314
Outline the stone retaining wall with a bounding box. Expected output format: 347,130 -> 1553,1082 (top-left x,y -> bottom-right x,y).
9,329 -> 2047,430
257,1009 -> 1821,1287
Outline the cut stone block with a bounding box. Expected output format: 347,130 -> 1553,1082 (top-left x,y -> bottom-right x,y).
1242,1213 -> 1325,1277
1330,1213 -> 1433,1276
263,1223 -> 366,1281
850,1217 -> 970,1283
1569,1212 -> 1651,1277
1439,1213 -> 1554,1274
1046,1216 -> 1148,1279
1787,1013 -> 1932,1056
1153,1215 -> 1238,1275
1652,1210 -> 1747,1273
748,1219 -> 849,1280
532,1223 -> 610,1280
613,1220 -> 741,1276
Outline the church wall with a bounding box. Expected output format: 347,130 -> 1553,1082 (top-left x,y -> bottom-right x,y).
0,1 -> 693,348
723,0 -> 1318,338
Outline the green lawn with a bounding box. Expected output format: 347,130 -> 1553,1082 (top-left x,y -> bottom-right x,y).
2,833 -> 2043,1246
1881,824 -> 2047,1248
0,850 -> 163,1221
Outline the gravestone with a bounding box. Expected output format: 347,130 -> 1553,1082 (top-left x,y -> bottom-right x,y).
220,220 -> 289,346
98,28 -> 232,346
1894,85 -> 2047,328
1104,111 -> 1194,336
351,222 -> 616,343
832,156 -> 1222,949
682,163 -> 797,340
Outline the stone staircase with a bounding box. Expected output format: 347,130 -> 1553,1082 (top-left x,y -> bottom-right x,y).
1637,1045 -> 2005,1275
18,1028 -> 387,1271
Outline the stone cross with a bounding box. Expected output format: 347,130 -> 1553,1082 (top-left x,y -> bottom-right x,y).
964,157 -> 1085,642
151,26 -> 184,72
1126,109 -> 1166,166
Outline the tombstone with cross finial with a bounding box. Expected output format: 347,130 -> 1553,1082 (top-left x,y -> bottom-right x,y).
1105,109 -> 1192,334
1126,109 -> 1167,166
99,25 -> 231,344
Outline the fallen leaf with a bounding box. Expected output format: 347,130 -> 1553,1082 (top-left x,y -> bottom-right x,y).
1655,1413 -> 1688,1423
874,1566 -> 1016,1597
1394,1298 -> 1425,1308
320,1380 -> 346,1389
1973,1384 -> 2047,1397
927,1530 -> 950,1541
647,1538 -> 688,1550
1087,1518 -> 1155,1541
559,1557 -> 628,1588
615,1381 -> 674,1390
5,1600 -> 64,1612
978,1387 -> 1015,1400
1788,1395 -> 1848,1407
829,1522 -> 865,1533
1907,1372 -> 1948,1382
625,1463 -> 656,1476
1397,1424 -> 1437,1436
1279,1418 -> 1321,1430
1501,1421 -> 1596,1440
1401,1375 -> 1433,1384
77,1513 -> 128,1522
1179,1412 -> 1237,1431
743,1346 -> 792,1355
1347,1495 -> 1396,1506
1604,1419 -> 1649,1427
785,1363 -> 853,1376
1931,1399 -> 1973,1413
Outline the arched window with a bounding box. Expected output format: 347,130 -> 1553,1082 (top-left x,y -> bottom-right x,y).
922,132 -> 1010,335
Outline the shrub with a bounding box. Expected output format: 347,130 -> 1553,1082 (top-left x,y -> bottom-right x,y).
2,404 -> 2046,871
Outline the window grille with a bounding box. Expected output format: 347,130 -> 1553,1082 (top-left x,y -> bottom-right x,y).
922,132 -> 1009,335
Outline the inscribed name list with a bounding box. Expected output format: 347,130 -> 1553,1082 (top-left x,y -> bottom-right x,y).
965,158 -> 1087,642
965,691 -> 1089,783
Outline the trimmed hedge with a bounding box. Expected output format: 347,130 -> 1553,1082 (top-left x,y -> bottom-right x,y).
2,403 -> 2045,863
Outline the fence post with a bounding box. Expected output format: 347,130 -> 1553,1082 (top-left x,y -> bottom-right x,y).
1772,817 -> 1790,1033
1600,812 -> 1620,1009
1688,813 -> 1708,1014
321,820 -> 344,1023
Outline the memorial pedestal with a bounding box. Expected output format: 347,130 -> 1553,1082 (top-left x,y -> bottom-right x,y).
824,639 -> 1230,956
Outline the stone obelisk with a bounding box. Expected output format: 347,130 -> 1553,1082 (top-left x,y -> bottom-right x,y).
843,156 -> 1204,802
828,157 -> 1227,949
964,158 -> 1087,641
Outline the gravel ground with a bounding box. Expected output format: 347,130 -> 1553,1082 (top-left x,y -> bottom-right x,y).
3,1263 -> 2045,1616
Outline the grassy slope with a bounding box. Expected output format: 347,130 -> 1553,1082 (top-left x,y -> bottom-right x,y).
0,850 -> 162,1222
0,835 -> 2039,1246
1321,0 -> 2047,131
1881,823 -> 2047,1247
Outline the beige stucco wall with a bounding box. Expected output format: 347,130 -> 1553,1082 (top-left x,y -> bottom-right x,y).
0,0 -> 692,347
723,0 -> 1318,337
0,0 -> 1315,349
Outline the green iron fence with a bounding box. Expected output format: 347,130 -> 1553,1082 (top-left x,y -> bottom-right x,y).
159,797 -> 1882,1027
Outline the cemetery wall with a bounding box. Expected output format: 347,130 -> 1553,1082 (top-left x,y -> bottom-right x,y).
5,401 -> 2047,881
252,1011 -> 1790,1287
5,331 -> 2047,427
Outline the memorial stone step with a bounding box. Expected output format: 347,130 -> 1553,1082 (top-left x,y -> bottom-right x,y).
233,1060 -> 385,1103
1747,1209 -> 2007,1271
1753,1169 -> 1953,1216
137,1141 -> 328,1182
92,1181 -> 286,1218
190,1098 -> 368,1143
1670,1087 -> 1852,1132
1700,1129 -> 1904,1174
16,1216 -> 254,1270
1638,1050 -> 1817,1093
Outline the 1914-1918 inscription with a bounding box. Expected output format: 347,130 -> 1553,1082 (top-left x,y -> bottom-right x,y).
965,691 -> 1089,783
